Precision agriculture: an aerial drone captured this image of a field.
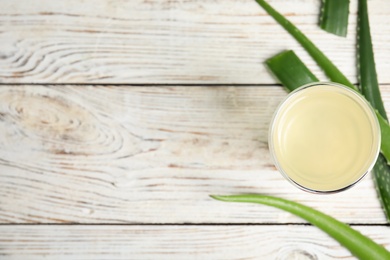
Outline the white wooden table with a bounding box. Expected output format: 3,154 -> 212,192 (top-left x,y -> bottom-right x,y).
1,0 -> 390,259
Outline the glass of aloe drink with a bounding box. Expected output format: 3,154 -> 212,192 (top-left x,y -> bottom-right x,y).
269,82 -> 381,193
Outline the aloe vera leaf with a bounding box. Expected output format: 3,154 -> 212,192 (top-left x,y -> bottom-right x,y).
374,114 -> 390,221
254,0 -> 356,91
211,194 -> 390,259
266,50 -> 319,91
373,154 -> 390,220
377,111 -> 390,164
358,0 -> 390,220
358,0 -> 387,120
319,0 -> 350,37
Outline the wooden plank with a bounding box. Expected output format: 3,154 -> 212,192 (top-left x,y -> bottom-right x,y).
0,225 -> 389,259
0,85 -> 388,224
0,0 -> 389,84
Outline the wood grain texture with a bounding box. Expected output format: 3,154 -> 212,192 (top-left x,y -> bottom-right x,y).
0,85 -> 388,224
0,0 -> 389,84
0,225 -> 389,259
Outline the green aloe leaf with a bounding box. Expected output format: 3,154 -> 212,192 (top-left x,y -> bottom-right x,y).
266,50 -> 319,91
211,194 -> 390,259
358,0 -> 387,120
377,111 -> 390,165
373,154 -> 390,221
255,0 -> 356,91
358,0 -> 390,220
320,0 -> 350,37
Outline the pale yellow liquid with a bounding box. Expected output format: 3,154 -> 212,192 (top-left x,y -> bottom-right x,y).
271,84 -> 380,192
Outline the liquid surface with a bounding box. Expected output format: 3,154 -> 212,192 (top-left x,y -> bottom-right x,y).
271,85 -> 380,192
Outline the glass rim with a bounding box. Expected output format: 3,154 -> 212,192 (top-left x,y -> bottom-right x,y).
268,82 -> 381,194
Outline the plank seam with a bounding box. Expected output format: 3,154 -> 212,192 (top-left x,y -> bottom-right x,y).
0,83 -> 389,86
0,83 -> 281,86
0,223 -> 388,226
